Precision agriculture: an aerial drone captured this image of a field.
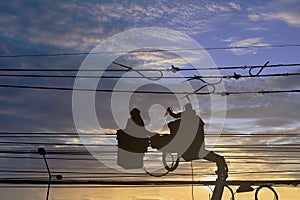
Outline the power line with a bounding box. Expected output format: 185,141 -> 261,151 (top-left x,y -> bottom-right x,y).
0,148 -> 298,154
0,72 -> 299,79
0,133 -> 298,138
0,63 -> 299,72
0,179 -> 298,186
0,132 -> 298,136
1,170 -> 299,181
1,44 -> 300,58
0,141 -> 299,148
1,154 -> 299,160
0,171 -> 297,180
0,185 -> 190,189
0,84 -> 299,95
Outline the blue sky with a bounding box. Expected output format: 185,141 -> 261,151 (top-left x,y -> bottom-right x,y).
0,0 -> 299,199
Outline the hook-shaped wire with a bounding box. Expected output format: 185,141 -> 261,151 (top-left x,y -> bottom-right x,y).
133,69 -> 163,81
182,75 -> 222,100
249,61 -> 269,76
182,75 -> 222,85
113,62 -> 164,80
183,85 -> 214,100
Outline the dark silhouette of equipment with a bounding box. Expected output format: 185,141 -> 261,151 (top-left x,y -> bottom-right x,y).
116,129 -> 149,169
116,105 -> 228,199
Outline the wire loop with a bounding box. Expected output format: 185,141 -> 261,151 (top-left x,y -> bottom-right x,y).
113,62 -> 164,80
249,61 -> 269,76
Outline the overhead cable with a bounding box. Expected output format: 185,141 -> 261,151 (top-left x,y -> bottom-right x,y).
1,44 -> 300,58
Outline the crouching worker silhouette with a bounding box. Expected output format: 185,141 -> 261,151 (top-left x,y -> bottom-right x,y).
166,103 -> 228,179
116,108 -> 153,169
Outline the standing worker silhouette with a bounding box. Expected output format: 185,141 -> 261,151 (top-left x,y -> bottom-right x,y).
125,108 -> 148,137
116,108 -> 152,169
166,103 -> 228,178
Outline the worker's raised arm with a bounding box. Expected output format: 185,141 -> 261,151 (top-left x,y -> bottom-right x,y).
167,107 -> 181,118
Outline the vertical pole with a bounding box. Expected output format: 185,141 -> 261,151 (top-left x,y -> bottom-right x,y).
211,157 -> 228,200
203,152 -> 228,200
211,179 -> 226,200
38,148 -> 51,200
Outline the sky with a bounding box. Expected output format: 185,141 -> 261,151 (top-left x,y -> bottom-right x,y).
0,0 -> 299,199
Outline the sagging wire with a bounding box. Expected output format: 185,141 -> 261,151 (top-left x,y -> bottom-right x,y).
162,152 -> 180,172
142,167 -> 170,177
112,62 -> 182,80
113,61 -> 164,81
142,152 -> 179,177
182,76 -> 223,100
175,64 -> 223,100
179,60 -> 297,99
1,71 -> 300,79
218,61 -> 272,80
1,44 -> 300,58
207,185 -> 236,200
0,63 -> 299,72
254,185 -> 278,200
0,61 -> 297,81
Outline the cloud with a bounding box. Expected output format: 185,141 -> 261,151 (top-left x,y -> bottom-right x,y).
222,37 -> 270,55
247,26 -> 269,31
205,4 -> 230,12
0,0 -> 247,55
266,69 -> 300,89
214,76 -> 300,130
247,1 -> 300,27
228,2 -> 242,11
248,12 -> 300,27
252,118 -> 294,127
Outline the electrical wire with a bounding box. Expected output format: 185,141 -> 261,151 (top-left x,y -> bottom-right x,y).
1,154 -> 299,161
0,72 -> 299,79
1,141 -> 299,148
0,63 -> 299,72
0,84 -> 299,95
0,179 -> 298,186
0,44 -> 300,58
0,132 -> 298,137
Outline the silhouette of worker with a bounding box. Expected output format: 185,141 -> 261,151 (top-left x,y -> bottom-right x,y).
125,108 -> 152,138
167,103 -> 205,125
166,103 -> 205,159
167,103 -> 228,178
116,108 -> 151,169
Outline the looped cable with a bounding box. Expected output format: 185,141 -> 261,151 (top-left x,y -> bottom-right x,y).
255,185 -> 278,200
113,62 -> 164,80
182,76 -> 222,99
135,70 -> 164,81
142,166 -> 170,177
182,75 -> 222,85
183,85 -> 209,100
249,61 -> 269,76
162,152 -> 180,172
143,152 -> 179,177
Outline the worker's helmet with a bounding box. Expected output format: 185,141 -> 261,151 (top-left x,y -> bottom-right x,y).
130,108 -> 140,116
